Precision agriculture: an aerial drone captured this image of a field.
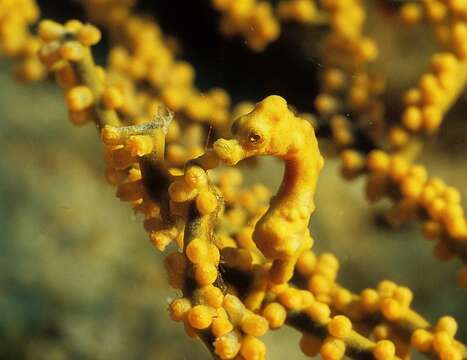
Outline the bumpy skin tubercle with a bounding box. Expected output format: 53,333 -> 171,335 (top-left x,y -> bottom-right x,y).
213,95 -> 324,283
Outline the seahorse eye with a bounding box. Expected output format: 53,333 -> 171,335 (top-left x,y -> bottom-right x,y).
248,132 -> 262,143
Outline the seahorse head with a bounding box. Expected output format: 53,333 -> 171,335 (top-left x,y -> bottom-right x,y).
213,95 -> 308,165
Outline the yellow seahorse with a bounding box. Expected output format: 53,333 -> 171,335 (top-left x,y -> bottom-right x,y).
213,95 -> 324,283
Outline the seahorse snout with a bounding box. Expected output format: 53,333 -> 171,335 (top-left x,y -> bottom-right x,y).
213,138 -> 246,165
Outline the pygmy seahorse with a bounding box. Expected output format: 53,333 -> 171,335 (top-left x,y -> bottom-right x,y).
213,95 -> 324,283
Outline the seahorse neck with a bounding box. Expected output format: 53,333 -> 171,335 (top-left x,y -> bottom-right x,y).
273,148 -> 320,210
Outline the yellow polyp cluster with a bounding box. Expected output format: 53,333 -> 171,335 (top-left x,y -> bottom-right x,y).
327,315 -> 352,339
373,340 -> 396,360
77,23 -> 102,46
276,0 -> 318,24
182,88 -> 231,130
211,0 -> 330,50
169,297 -> 192,321
320,0 -> 378,66
386,1 -> 467,149
165,124 -> 205,168
320,337 -> 346,360
374,152 -> 467,262
126,135 -> 154,157
399,3 -> 423,25
330,115 -> 354,148
314,0 -> 386,155
102,86 -> 124,109
240,312 -> 269,336
316,69 -> 385,147
340,149 -> 366,179
399,0 -> 467,57
188,304 -> 217,329
165,167 -> 224,301
67,85 -> 95,111
281,238 -> 463,359
377,282 -> 413,321
101,118 -> 180,252
214,331 -> 241,359
60,40 -> 85,61
241,335 -> 267,359
411,316 -> 464,360
0,0 -> 45,81
261,302 -> 287,329
169,166 -> 220,225
397,52 -> 467,138
211,0 -> 280,51
37,19 -> 116,127
38,20 -> 65,42
76,0 -> 235,168
341,149 -> 467,281
170,283 -> 272,359
275,286 -> 308,311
